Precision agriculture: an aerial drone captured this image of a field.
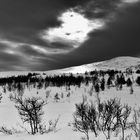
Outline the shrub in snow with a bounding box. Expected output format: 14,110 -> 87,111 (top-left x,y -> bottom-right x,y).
54,93 -> 60,102
0,126 -> 23,135
73,97 -> 131,140
73,99 -> 94,140
67,92 -> 71,98
39,116 -> 60,134
0,126 -> 13,135
73,97 -> 93,140
97,99 -> 131,140
115,104 -> 131,140
98,98 -> 121,140
10,94 -> 46,135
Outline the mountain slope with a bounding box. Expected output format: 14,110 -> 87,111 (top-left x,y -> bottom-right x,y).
48,56 -> 140,74
0,56 -> 140,77
96,56 -> 140,70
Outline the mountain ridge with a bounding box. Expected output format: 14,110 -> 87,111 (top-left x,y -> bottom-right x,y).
0,56 -> 140,77
50,56 -> 140,74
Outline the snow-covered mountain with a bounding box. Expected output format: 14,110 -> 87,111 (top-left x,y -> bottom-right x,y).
0,56 -> 140,77
48,56 -> 140,74
96,56 -> 140,71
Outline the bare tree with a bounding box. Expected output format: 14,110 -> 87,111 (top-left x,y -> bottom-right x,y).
73,96 -> 99,140
116,105 -> 131,140
99,98 -> 122,140
73,100 -> 90,140
87,104 -> 98,137
99,99 -> 131,140
10,94 -> 46,135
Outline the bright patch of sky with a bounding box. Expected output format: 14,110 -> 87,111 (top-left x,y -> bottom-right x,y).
123,0 -> 140,3
41,9 -> 104,48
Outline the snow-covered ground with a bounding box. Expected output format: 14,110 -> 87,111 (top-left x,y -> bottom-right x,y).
0,80 -> 140,140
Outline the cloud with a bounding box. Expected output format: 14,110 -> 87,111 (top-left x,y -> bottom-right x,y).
0,0 -> 123,53
0,0 -> 92,40
69,2 -> 140,62
41,9 -> 104,49
40,0 -> 140,51
0,0 -> 139,71
73,0 -> 121,19
0,40 -> 57,71
123,0 -> 140,3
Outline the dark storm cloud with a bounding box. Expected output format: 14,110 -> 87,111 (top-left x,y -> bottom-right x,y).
74,0 -> 122,19
0,0 -> 91,42
0,53 -> 20,63
54,3 -> 140,68
0,43 -> 9,51
19,45 -> 46,57
0,0 -> 123,44
0,50 -> 24,71
0,0 -> 139,71
0,0 -> 94,71
86,3 -> 140,58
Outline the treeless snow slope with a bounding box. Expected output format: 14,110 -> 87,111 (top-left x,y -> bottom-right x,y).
96,56 -> 140,70
46,56 -> 140,74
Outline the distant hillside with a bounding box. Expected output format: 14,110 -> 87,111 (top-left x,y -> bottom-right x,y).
0,56 -> 140,77
49,56 -> 140,74
96,56 -> 140,71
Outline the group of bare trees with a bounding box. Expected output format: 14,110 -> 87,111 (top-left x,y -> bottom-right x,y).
73,97 -> 133,140
0,70 -> 139,106
0,73 -> 85,94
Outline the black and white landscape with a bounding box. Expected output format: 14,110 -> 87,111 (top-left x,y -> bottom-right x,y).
0,0 -> 140,140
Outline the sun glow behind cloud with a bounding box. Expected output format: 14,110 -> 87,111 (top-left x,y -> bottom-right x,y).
41,9 -> 104,48
41,0 -> 140,50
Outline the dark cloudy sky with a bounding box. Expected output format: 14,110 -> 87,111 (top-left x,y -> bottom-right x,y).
0,0 -> 140,71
